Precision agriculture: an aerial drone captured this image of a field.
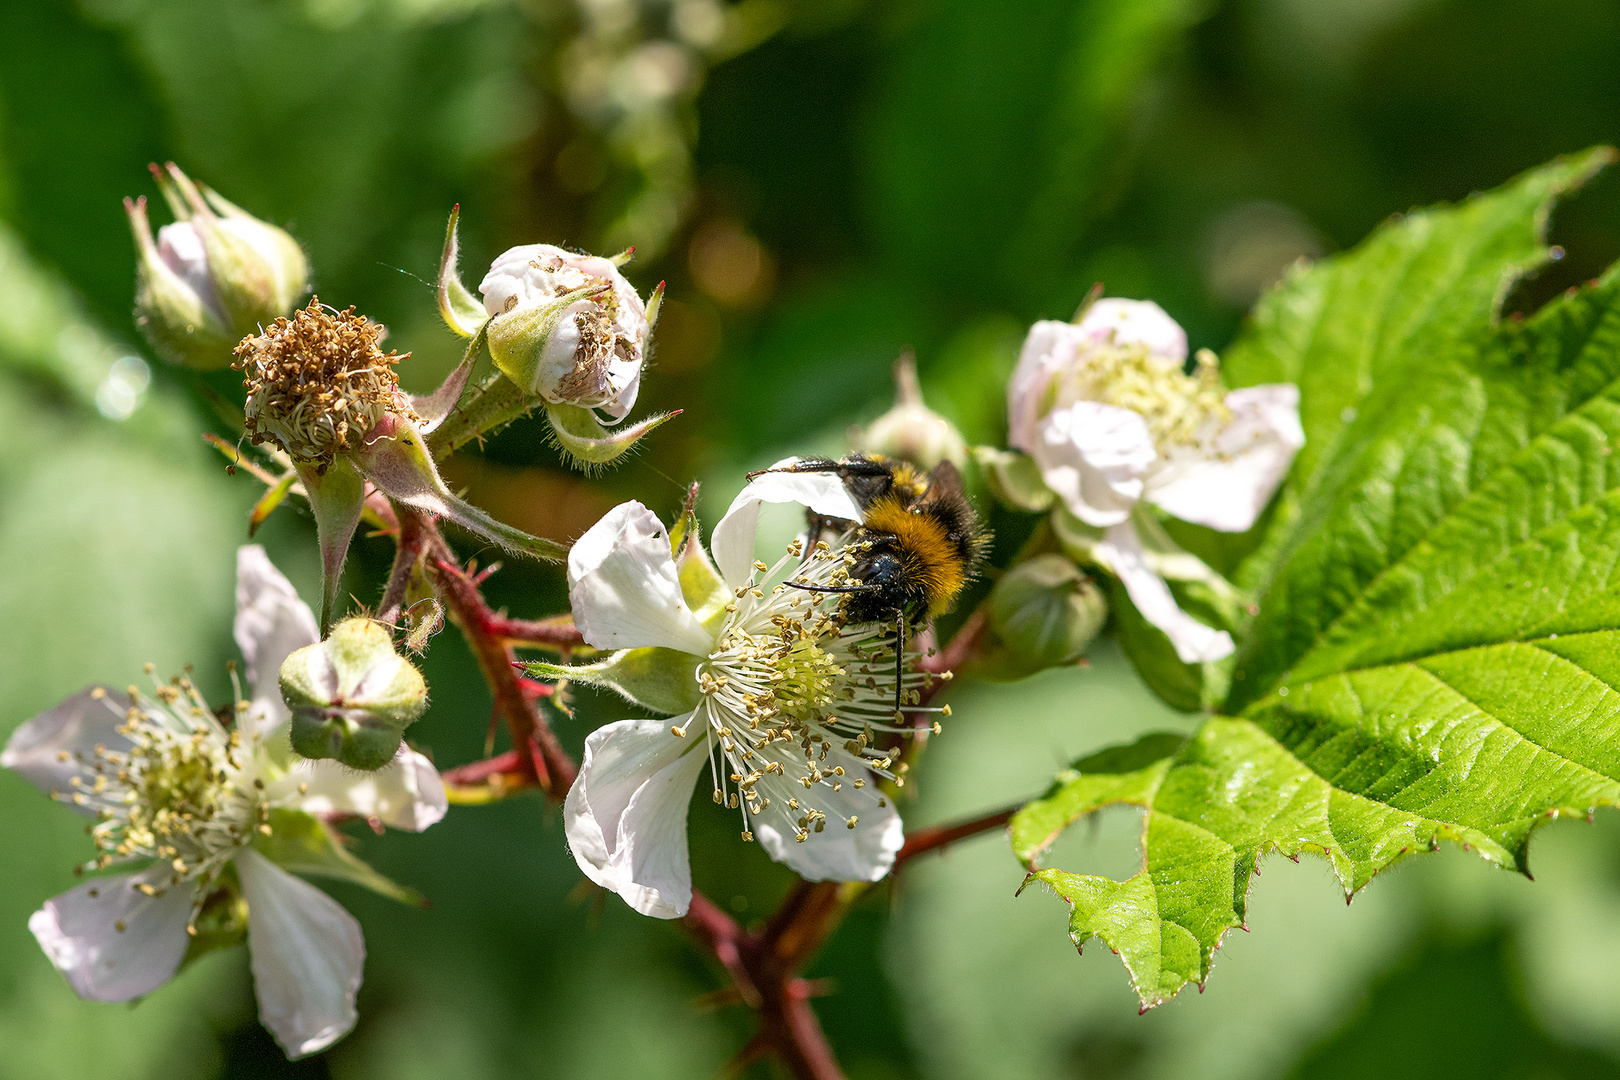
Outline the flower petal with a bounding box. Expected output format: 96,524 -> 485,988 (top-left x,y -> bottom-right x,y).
568,502 -> 714,654
1093,523 -> 1233,663
1030,402 -> 1157,527
2,686 -> 131,808
281,746 -> 447,833
1007,320 -> 1078,454
28,868 -> 194,1002
710,460 -> 864,590
234,545 -> 320,737
236,848 -> 365,1059
1146,384 -> 1305,532
563,716 -> 705,919
1074,298 -> 1187,369
752,766 -> 904,883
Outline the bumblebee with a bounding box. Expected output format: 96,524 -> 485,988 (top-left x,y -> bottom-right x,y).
748,454 -> 989,706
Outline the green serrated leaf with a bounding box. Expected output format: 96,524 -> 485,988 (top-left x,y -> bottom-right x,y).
1020,148 -> 1620,1011
254,807 -> 426,909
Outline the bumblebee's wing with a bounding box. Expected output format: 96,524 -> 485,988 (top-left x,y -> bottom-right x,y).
920,459 -> 967,505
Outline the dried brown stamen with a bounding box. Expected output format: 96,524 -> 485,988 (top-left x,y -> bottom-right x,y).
234,298 -> 412,465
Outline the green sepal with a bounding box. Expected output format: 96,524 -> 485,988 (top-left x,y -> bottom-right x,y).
486,282 -> 611,393
248,471 -> 297,536
527,646 -> 702,717
544,402 -> 680,471
677,536 -> 730,634
177,867 -> 249,973
358,419 -> 568,563
436,205 -> 489,338
974,446 -> 1054,512
255,807 -> 427,908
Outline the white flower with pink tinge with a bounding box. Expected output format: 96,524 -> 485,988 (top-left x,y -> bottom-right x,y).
562,467 -> 948,919
1007,299 -> 1304,663
479,244 -> 649,422
1,547 -> 446,1059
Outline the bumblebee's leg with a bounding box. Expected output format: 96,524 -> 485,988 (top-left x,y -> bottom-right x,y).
801,510 -> 856,552
746,457 -> 894,482
893,613 -> 906,716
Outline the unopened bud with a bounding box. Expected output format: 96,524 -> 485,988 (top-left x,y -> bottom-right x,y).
280,618 -> 428,771
480,245 -> 649,421
126,163 -> 307,370
988,555 -> 1107,674
235,299 -> 410,467
853,352 -> 967,470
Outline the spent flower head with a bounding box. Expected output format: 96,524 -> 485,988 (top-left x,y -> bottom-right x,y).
237,300 -> 410,467
230,295 -> 567,630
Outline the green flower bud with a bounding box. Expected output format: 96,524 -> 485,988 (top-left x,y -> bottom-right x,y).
853,352 -> 968,470
987,554 -> 1107,675
280,618 -> 428,771
126,163 -> 308,370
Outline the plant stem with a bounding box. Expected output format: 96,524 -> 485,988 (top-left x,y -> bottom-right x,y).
423,518 -> 576,793
894,805 -> 1018,869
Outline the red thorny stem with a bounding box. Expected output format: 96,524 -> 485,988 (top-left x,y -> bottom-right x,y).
413,512 -> 577,794
412,515 -> 1011,1079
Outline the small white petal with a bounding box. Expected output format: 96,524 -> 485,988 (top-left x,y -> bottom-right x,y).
236,848 -> 365,1060
1146,384 -> 1304,532
478,244 -> 646,418
710,460 -> 863,590
2,686 -> 131,809
1073,298 -> 1188,369
1007,320 -> 1080,455
28,868 -> 195,1003
753,774 -> 904,883
564,716 -> 706,919
282,746 -> 447,833
1093,523 -> 1233,663
1008,305 -> 1187,456
1030,402 -> 1157,527
234,545 -> 320,737
568,502 -> 714,655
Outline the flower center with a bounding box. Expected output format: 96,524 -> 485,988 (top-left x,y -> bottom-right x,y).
69,678 -> 269,894
1048,342 -> 1231,452
688,538 -> 949,845
235,298 -> 412,465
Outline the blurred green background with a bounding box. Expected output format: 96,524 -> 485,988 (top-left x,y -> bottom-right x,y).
5,0 -> 1620,1077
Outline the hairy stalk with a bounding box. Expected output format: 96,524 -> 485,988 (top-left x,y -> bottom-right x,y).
488,612 -> 586,650
425,371 -> 531,458
377,508 -> 429,627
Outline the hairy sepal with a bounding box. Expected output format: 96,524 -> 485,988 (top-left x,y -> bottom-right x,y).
545,403 -> 679,470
